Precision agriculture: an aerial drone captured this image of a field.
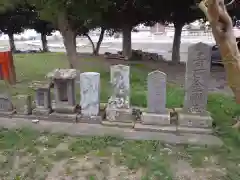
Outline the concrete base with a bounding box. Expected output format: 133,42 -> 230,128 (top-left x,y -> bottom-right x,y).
32,108 -> 52,116
175,108 -> 212,128
54,105 -> 76,114
12,114 -> 36,120
178,113 -> 212,128
48,112 -> 77,123
0,111 -> 16,118
141,112 -> 170,125
177,126 -> 212,135
0,117 -> 223,146
105,107 -> 135,123
134,123 -> 176,133
76,114 -> 102,124
102,121 -> 135,128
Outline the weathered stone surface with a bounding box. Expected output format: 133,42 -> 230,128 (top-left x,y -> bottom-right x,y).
105,107 -> 134,123
47,68 -> 77,79
54,105 -> 76,114
13,95 -> 32,115
184,42 -> 211,114
141,112 -> 170,125
108,64 -> 130,109
0,94 -> 15,116
49,112 -> 77,123
102,121 -> 135,128
0,117 -> 223,146
80,72 -> 100,116
51,76 -> 76,113
32,107 -> 52,116
77,114 -> 102,124
147,70 -> 167,114
178,112 -> 213,128
134,123 -> 177,133
177,126 -> 212,134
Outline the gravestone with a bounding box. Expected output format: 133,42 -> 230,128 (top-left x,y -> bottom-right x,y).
30,81 -> 52,117
47,69 -> 78,122
178,42 -> 213,130
77,72 -> 101,123
105,64 -> 134,126
184,42 -> 211,114
13,95 -> 32,116
139,71 -> 170,126
0,94 -> 14,116
147,71 -> 166,114
109,64 -> 130,109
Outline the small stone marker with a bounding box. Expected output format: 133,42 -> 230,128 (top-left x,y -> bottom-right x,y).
0,94 -> 14,116
13,95 -> 32,115
80,72 -> 100,116
108,64 -> 130,109
140,71 -> 170,126
147,70 -> 166,114
30,81 -> 52,116
184,42 -> 211,114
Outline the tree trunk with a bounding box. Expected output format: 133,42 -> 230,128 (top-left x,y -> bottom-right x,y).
122,25 -> 132,59
8,32 -> 16,52
95,28 -> 105,55
85,34 -> 96,55
41,32 -> 49,52
199,0 -> 240,104
57,13 -> 77,68
171,23 -> 183,64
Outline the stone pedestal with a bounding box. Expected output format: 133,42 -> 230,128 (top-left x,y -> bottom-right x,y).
141,112 -> 170,126
47,69 -> 78,122
176,108 -> 213,134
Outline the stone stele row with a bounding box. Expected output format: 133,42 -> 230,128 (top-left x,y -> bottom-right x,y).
0,42 -> 213,135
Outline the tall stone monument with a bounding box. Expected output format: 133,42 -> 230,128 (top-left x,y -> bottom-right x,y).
178,42 -> 213,133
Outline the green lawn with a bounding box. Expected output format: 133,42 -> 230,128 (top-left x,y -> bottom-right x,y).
0,53 -> 240,179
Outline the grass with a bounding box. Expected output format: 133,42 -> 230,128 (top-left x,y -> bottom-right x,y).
0,52 -> 239,179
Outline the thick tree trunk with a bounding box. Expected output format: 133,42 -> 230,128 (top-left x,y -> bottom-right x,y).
199,0 -> 240,105
41,32 -> 49,52
85,34 -> 96,55
95,28 -> 105,55
171,23 -> 183,64
122,25 -> 132,59
8,33 -> 16,52
57,13 -> 77,68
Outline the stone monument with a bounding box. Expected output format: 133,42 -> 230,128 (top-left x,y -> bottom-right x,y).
30,81 -> 52,118
105,64 -> 134,127
178,42 -> 213,133
0,94 -> 15,117
77,72 -> 101,123
12,94 -> 32,118
141,70 -> 170,125
47,69 -> 78,122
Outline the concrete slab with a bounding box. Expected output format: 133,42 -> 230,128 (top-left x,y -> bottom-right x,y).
0,117 -> 223,147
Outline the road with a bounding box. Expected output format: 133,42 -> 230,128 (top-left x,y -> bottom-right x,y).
0,34 -> 216,62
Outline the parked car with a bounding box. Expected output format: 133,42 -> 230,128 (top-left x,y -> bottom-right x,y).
211,37 -> 240,65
